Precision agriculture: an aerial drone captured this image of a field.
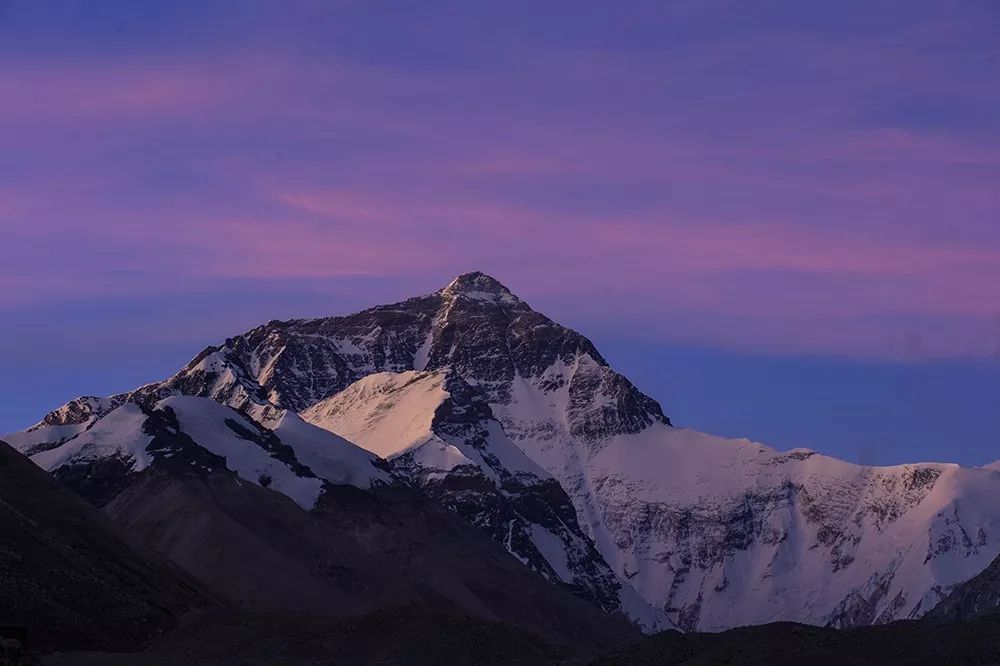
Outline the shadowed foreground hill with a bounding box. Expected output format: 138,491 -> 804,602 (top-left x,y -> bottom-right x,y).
43,608 -> 568,666
94,466 -> 638,650
927,550 -> 1000,623
43,609 -> 1000,665
0,440 -> 206,653
593,615 -> 1000,665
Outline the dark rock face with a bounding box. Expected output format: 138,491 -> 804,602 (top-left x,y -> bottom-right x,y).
388,465 -> 624,614
34,277 -> 657,439
34,395 -> 128,428
928,552 -> 1000,622
391,373 -> 629,616
51,455 -> 140,508
154,273 -> 669,434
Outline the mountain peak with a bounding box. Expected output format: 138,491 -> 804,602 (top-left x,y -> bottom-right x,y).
440,271 -> 524,306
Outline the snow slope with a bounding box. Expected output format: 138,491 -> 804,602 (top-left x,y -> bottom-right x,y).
10,395 -> 389,510
303,370 -> 549,482
569,423 -> 1000,630
264,409 -> 391,489
304,371 -> 452,462
30,402 -> 155,473
161,395 -> 325,509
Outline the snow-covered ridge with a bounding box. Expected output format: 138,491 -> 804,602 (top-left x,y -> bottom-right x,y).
9,394 -> 390,509
567,422 -> 1000,630
163,395 -> 326,508
30,402 -> 155,473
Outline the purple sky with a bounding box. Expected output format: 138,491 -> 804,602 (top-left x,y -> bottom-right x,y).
2,1 -> 999,463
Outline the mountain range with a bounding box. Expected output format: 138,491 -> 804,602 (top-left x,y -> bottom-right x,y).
7,271 -> 1000,649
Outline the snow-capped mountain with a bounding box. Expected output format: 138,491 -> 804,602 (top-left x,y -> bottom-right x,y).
11,272 -> 661,627
9,271 -> 1000,632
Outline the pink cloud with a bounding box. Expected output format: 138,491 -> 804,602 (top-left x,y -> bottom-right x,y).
0,61 -> 231,122
2,10 -> 997,360
588,219 -> 1000,279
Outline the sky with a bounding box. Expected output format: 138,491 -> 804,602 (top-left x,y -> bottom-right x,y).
1,1 -> 998,465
